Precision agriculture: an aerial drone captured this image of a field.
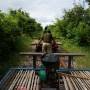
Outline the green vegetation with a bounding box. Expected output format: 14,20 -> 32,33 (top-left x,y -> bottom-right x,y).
0,1 -> 90,77
48,4 -> 90,68
0,9 -> 43,77
61,38 -> 90,68
49,5 -> 90,46
86,0 -> 90,5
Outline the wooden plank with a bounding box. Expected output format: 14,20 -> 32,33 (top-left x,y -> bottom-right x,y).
30,43 -> 62,45
19,71 -> 27,88
20,52 -> 85,56
0,70 -> 12,86
36,76 -> 40,90
71,72 -> 84,90
73,71 -> 87,90
79,71 -> 90,89
71,72 -> 81,90
66,76 -> 74,90
2,70 -> 16,89
83,71 -> 90,78
21,70 -> 28,89
49,53 -> 85,56
32,37 -> 58,39
7,71 -> 18,89
27,71 -> 34,90
24,70 -> 30,88
77,76 -> 87,90
8,70 -> 22,90
62,76 -> 69,90
0,70 -> 12,88
30,71 -> 35,90
16,70 -> 23,87
20,52 -> 43,56
70,77 -> 79,90
0,70 -> 40,90
59,72 -> 90,80
33,75 -> 38,90
80,71 -> 90,89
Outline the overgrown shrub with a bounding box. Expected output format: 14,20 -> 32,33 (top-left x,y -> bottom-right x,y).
0,9 -> 43,62
50,5 -> 90,46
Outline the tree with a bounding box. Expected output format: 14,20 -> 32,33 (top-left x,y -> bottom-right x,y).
50,5 -> 90,46
86,0 -> 90,5
0,9 -> 43,62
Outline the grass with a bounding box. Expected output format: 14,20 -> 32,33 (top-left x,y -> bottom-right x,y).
15,34 -> 32,51
0,34 -> 32,78
0,32 -> 42,78
60,37 -> 90,68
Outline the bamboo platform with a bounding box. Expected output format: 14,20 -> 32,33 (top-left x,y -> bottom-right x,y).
60,71 -> 90,90
0,69 -> 40,90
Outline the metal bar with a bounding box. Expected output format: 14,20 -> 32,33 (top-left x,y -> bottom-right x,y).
57,68 -> 90,72
10,67 -> 45,71
20,52 -> 85,56
33,56 -> 36,68
10,67 -> 90,73
32,37 -> 62,39
68,56 -> 73,69
20,52 -> 44,56
30,43 -> 62,45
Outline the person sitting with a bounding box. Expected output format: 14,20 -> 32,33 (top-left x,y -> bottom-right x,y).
39,26 -> 54,53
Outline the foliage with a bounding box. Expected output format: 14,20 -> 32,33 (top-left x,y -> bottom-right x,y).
60,37 -> 90,68
50,5 -> 90,46
86,0 -> 90,5
0,9 -> 43,62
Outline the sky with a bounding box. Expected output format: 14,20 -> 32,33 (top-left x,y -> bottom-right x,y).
0,0 -> 87,27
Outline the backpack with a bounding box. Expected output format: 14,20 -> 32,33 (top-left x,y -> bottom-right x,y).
42,53 -> 58,62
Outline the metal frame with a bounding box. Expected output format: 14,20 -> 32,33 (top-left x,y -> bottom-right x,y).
20,52 -> 85,69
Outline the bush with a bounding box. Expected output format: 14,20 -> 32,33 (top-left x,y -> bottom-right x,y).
50,5 -> 90,46
0,9 -> 43,62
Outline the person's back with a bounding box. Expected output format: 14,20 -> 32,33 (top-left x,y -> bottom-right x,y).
42,32 -> 53,43
39,26 -> 54,53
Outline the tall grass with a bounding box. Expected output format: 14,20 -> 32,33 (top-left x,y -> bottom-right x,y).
60,38 -> 90,68
0,35 -> 32,78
